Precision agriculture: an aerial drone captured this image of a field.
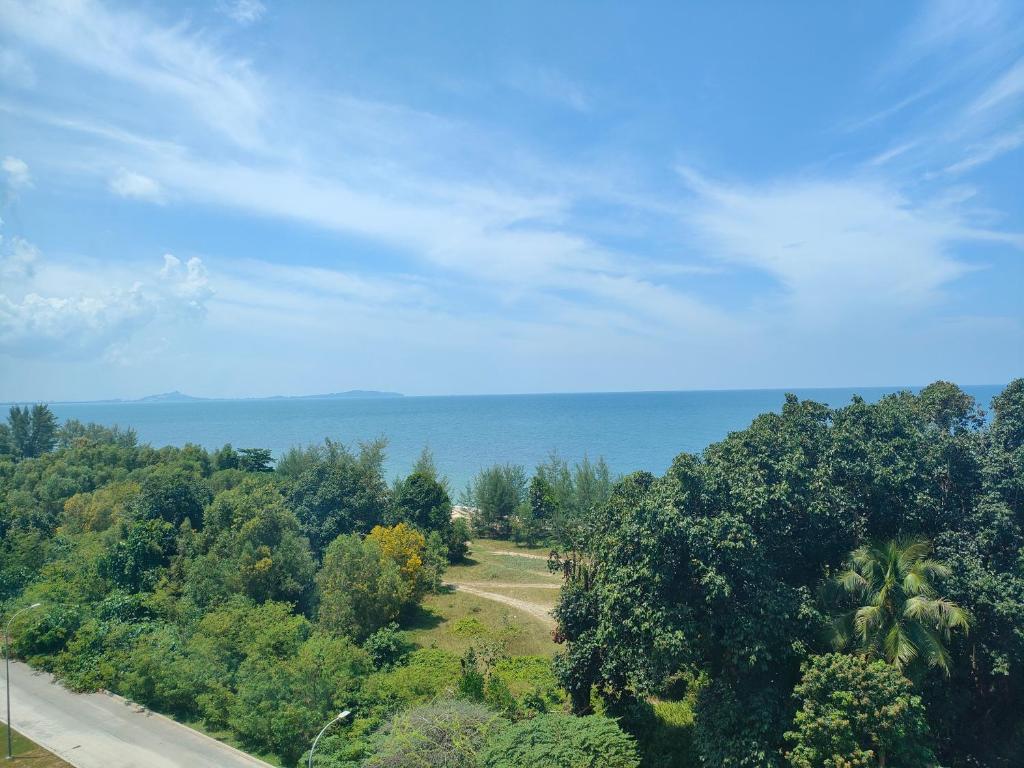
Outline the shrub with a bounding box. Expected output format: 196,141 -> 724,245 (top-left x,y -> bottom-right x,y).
480,712 -> 640,768
364,699 -> 509,768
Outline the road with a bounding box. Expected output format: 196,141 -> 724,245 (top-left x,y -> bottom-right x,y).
2,660 -> 272,768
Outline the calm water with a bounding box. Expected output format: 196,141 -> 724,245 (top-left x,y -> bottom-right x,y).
49,385 -> 1005,491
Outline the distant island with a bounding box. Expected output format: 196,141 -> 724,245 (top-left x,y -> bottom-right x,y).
136,391 -> 207,403
25,389 -> 405,405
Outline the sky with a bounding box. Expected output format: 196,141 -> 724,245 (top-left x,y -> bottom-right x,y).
0,0 -> 1021,401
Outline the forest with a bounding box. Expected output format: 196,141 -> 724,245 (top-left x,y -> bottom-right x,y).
1,379 -> 1022,767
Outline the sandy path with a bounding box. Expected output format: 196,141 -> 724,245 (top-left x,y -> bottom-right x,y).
486,550 -> 549,560
451,581 -> 560,590
445,583 -> 556,628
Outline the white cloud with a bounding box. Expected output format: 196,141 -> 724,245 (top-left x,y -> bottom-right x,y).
158,254 -> 213,311
0,0 -> 265,149
0,247 -> 212,358
0,234 -> 38,280
109,168 -> 163,202
941,126 -> 1024,175
2,156 -> 31,189
677,167 -> 1013,322
219,0 -> 266,26
968,56 -> 1024,115
0,47 -> 35,88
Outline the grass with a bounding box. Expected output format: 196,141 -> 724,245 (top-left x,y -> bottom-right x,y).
445,539 -> 561,586
403,538 -> 562,657
182,719 -> 283,767
3,727 -> 74,767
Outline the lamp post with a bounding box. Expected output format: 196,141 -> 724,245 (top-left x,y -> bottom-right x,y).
5,603 -> 42,760
308,710 -> 350,768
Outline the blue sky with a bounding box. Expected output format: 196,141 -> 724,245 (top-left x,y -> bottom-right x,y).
0,0 -> 1021,400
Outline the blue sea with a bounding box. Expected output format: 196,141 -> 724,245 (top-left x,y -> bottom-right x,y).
49,385 -> 1005,492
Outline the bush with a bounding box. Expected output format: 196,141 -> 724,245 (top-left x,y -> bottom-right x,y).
480,712 -> 640,768
364,699 -> 509,768
362,623 -> 412,670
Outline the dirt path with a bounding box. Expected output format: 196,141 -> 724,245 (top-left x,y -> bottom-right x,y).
452,581 -> 560,590
445,583 -> 556,628
486,550 -> 549,560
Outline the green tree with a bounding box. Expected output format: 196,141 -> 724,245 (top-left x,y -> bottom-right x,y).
133,464 -> 210,528
288,441 -> 391,558
390,469 -> 455,545
237,447 -> 274,472
316,534 -> 409,640
831,538 -> 971,674
480,712 -> 640,768
5,404 -> 59,459
188,479 -> 316,608
463,464 -> 527,538
785,653 -> 934,768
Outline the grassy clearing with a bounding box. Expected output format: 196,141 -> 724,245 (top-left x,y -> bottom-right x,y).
3,727 -> 74,767
403,539 -> 563,656
445,538 -> 561,586
404,589 -> 558,657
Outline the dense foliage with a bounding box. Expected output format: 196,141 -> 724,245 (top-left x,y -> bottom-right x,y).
3,380 -> 1021,767
784,653 -> 934,768
552,381 -> 1024,767
0,406 -> 629,767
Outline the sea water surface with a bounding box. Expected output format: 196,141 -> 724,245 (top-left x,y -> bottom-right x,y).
50,385 -> 1004,491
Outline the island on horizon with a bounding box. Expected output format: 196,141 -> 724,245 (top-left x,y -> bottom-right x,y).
28,389 -> 405,405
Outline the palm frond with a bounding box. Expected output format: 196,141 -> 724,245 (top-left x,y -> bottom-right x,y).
884,623 -> 918,669
837,568 -> 869,596
934,598 -> 972,633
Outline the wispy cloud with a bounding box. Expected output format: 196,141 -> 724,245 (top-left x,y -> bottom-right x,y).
940,126 -> 1024,176
219,0 -> 266,26
677,167 -> 1015,322
0,0 -> 266,149
968,56 -> 1024,114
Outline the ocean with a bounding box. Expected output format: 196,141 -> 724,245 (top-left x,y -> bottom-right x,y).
49,385 -> 1005,492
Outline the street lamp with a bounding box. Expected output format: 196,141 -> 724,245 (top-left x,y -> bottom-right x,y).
5,603 -> 42,760
308,710 -> 350,768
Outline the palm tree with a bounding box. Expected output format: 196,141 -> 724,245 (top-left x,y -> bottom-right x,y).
831,538 -> 971,675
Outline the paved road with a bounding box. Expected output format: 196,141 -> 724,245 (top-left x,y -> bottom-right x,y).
2,660 -> 272,768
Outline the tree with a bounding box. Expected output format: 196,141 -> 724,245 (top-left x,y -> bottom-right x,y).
288,443 -> 391,558
189,479 -> 316,608
390,469 -> 454,542
367,522 -> 437,601
831,538 -> 971,675
229,632 -> 369,765
237,447 -> 274,472
364,699 -> 508,768
464,464 -> 527,538
133,465 -> 210,528
480,712 -> 640,768
5,404 -> 59,459
517,475 -> 558,546
785,654 -> 934,768
316,534 -> 409,640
